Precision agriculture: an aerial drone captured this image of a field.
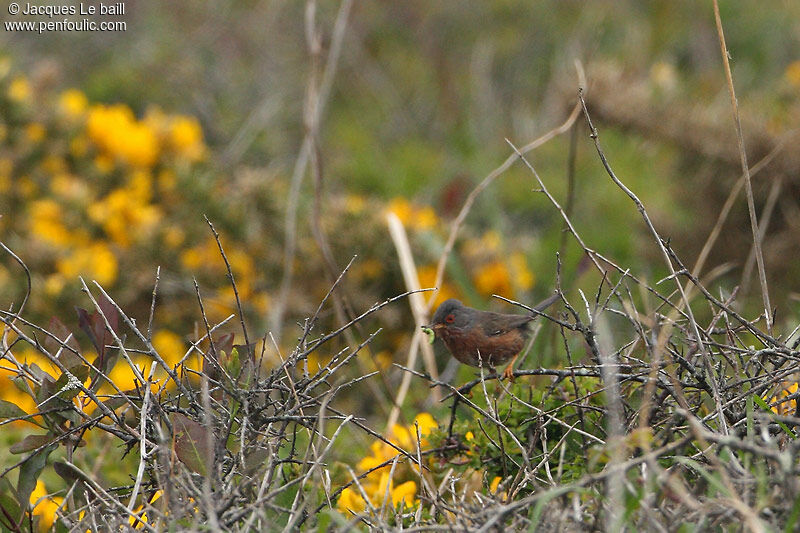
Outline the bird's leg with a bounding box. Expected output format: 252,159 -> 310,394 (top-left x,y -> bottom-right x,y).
502,353 -> 520,381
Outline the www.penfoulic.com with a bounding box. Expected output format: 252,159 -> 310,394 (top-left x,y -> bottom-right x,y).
5,2 -> 127,33
4,18 -> 126,33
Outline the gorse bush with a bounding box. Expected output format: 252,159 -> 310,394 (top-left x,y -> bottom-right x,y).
0,59 -> 309,346
1,63 -> 205,290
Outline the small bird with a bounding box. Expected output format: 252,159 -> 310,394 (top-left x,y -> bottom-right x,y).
423,294 -> 558,380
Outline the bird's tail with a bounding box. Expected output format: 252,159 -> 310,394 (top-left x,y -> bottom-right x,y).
531,292 -> 560,314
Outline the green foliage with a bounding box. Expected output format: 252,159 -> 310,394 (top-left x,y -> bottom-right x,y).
429,378 -> 604,491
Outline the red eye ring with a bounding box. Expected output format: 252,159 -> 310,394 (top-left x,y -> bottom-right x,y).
445,314 -> 455,324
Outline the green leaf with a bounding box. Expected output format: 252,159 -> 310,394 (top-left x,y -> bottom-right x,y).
226,347 -> 241,378
36,394 -> 72,421
10,434 -> 53,455
53,366 -> 90,401
102,395 -> 129,411
27,363 -> 55,386
752,394 -> 795,438
0,400 -> 43,429
12,375 -> 34,397
674,457 -> 730,498
785,494 -> 800,533
35,366 -> 89,425
315,508 -> 333,532
0,399 -> 29,420
529,486 -> 582,530
0,478 -> 22,525
16,444 -> 56,515
53,461 -> 90,485
243,447 -> 270,474
752,394 -> 769,410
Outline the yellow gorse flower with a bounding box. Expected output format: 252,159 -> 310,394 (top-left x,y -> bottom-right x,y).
417,264 -> 460,308
345,194 -> 366,214
87,172 -> 162,247
129,490 -> 163,529
386,198 -> 439,231
55,241 -> 118,286
509,252 -> 535,292
50,173 -> 89,202
25,122 -> 46,143
153,330 -> 187,367
338,413 -> 437,514
29,480 -> 63,531
8,76 -> 31,102
769,382 -> 798,415
168,115 -> 206,161
41,155 -> 67,174
181,238 -> 257,290
473,260 -> 512,298
463,230 -> 501,258
29,199 -> 76,248
785,60 -> 800,88
59,88 -> 88,119
87,103 -> 159,168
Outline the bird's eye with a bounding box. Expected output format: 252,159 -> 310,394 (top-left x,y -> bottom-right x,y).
445,314 -> 455,324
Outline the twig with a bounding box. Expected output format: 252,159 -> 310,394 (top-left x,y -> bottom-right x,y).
740,176 -> 782,297
271,0 -> 353,340
386,212 -> 441,432
205,216 -> 250,348
0,241 -> 31,329
146,266 -> 160,342
712,0 -> 772,333
127,362 -> 157,512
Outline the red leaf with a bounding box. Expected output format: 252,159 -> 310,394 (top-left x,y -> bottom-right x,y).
171,413 -> 211,476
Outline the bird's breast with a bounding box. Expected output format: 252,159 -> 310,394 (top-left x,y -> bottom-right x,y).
439,327 -> 525,367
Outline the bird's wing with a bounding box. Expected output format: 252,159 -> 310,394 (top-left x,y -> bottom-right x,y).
483,313 -> 533,336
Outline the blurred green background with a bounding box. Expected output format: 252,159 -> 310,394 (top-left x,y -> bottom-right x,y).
2,0 -> 800,407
